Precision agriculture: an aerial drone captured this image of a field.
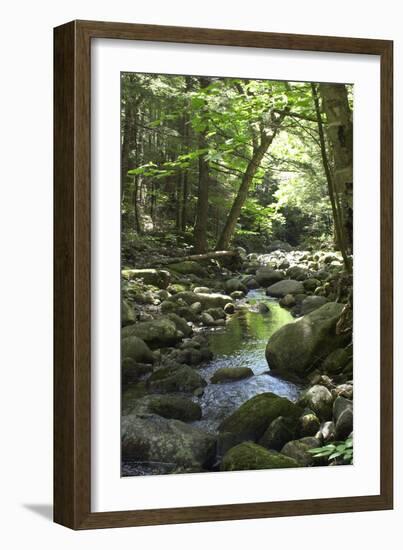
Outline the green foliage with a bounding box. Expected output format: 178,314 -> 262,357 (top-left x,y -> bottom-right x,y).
308,437 -> 353,464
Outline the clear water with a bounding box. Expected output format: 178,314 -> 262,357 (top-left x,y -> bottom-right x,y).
193,290 -> 302,433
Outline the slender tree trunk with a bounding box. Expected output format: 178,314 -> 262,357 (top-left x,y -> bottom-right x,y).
216,112 -> 286,250
311,84 -> 351,273
193,77 -> 211,253
319,83 -> 353,253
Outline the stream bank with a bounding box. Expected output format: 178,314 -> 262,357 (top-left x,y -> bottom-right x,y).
121,240 -> 353,476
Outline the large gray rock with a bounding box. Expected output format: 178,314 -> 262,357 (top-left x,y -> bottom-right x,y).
122,414 -> 216,468
122,268 -> 171,289
255,268 -> 285,287
121,335 -> 154,364
225,278 -> 247,294
221,442 -> 299,471
266,302 -> 346,378
333,396 -> 353,440
266,279 -> 304,297
297,385 -> 334,421
122,318 -> 183,349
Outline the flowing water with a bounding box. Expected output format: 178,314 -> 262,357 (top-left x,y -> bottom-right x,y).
192,290 -> 302,434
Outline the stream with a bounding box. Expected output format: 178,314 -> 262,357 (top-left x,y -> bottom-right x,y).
192,289 -> 302,434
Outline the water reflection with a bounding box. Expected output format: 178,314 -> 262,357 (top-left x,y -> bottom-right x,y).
193,290 -> 301,433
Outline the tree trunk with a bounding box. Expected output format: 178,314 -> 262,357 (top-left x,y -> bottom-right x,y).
216,112 -> 286,250
311,84 -> 351,272
319,83 -> 353,253
193,77 -> 210,253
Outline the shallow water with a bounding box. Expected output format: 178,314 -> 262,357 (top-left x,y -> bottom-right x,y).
193,290 -> 302,433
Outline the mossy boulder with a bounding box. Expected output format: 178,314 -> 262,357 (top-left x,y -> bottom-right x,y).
165,313 -> 192,338
258,416 -> 297,451
322,348 -> 351,374
121,335 -> 154,363
147,364 -> 207,394
122,414 -> 216,468
266,302 -> 346,378
266,279 -> 304,298
221,442 -> 299,471
218,392 -> 301,447
211,367 -> 253,384
121,268 -> 171,289
169,261 -> 207,276
122,318 -> 183,349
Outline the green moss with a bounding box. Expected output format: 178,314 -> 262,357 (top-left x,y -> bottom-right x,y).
221,442 -> 299,471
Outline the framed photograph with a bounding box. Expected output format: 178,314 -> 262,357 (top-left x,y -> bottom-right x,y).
54,20 -> 393,529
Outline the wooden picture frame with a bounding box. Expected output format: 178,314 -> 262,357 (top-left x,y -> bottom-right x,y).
54,20 -> 393,530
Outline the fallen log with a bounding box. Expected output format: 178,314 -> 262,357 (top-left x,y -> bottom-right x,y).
151,250 -> 239,266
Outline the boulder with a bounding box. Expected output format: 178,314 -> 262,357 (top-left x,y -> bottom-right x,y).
298,411 -> 321,437
165,313 -> 192,338
279,294 -> 296,307
300,295 -> 328,315
297,385 -> 334,421
221,442 -> 299,471
333,396 -> 353,440
255,267 -> 285,287
322,348 -> 350,374
122,318 -> 183,349
258,416 -> 297,451
211,367 -> 254,384
281,436 -> 321,466
121,335 -> 155,363
121,268 -> 170,289
218,392 -> 301,447
266,280 -> 304,298
126,394 -> 202,422
266,302 -> 346,378
147,364 -> 207,394
201,312 -> 216,326
122,414 -> 216,468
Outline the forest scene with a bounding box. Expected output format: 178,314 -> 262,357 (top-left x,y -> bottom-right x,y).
121,73 -> 354,476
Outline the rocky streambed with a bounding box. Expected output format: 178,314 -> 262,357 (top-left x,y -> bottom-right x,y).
121,244 -> 354,476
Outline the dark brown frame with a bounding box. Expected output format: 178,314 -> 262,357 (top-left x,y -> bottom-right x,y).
54,19 -> 393,530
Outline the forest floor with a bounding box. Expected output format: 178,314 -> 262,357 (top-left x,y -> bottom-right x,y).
121,237 -> 354,475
